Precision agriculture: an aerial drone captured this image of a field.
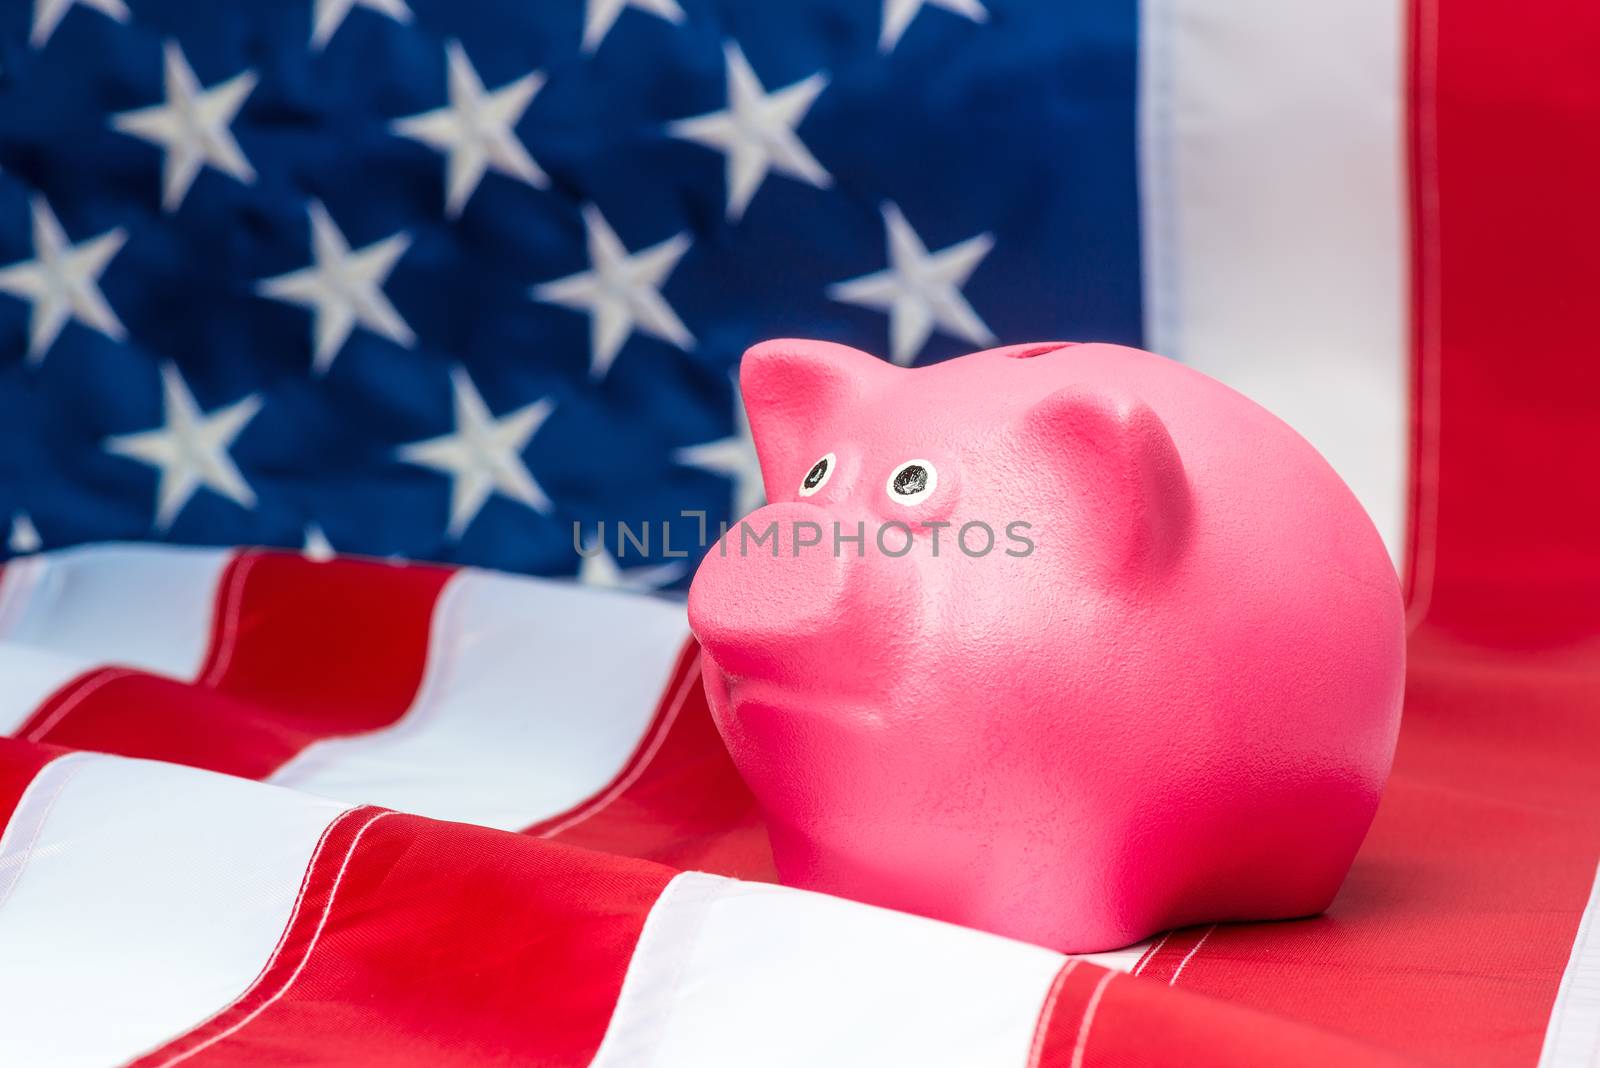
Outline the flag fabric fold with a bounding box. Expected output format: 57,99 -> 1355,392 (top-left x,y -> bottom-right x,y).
0,535 -> 1595,1066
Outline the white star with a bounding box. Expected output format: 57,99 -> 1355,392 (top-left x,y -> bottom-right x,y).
675,375 -> 764,519
256,201 -> 414,375
30,0 -> 128,50
110,42 -> 257,213
0,196 -> 127,364
668,42 -> 831,222
397,367 -> 555,540
311,0 -> 412,50
302,523 -> 336,562
578,538 -> 686,592
8,513 -> 41,555
531,204 -> 693,381
880,0 -> 989,52
391,41 -> 548,218
828,202 -> 995,366
105,363 -> 262,531
582,0 -> 684,53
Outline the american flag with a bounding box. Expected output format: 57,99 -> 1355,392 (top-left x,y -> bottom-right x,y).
0,1 -> 1598,1066
0,0 -> 1151,576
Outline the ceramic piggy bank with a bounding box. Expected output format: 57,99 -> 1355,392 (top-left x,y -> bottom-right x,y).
687,339 -> 1404,953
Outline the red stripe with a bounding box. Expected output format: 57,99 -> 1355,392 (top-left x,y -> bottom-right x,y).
1131,925 -> 1214,986
1403,0 -> 1600,642
1028,962 -> 1103,1068
1032,963 -> 1417,1068
16,552 -> 454,778
131,810 -> 676,1068
0,738 -> 67,832
197,552 -> 452,721
528,639 -> 776,881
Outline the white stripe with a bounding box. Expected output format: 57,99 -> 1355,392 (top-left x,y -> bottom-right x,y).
0,543 -> 230,680
590,872 -> 1066,1068
0,752 -> 353,1068
144,810 -> 400,1068
1539,860 -> 1600,1068
269,571 -> 687,830
0,644 -> 99,734
1139,0 -> 1408,562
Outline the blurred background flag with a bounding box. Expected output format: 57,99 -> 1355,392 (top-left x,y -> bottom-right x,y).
0,0 -> 1406,582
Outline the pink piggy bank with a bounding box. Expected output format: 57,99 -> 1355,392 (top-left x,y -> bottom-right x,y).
687,339 -> 1404,953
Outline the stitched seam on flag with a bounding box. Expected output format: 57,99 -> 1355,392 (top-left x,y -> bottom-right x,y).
1070,971 -> 1116,1068
147,808 -> 397,1068
264,570 -> 468,785
1026,959 -> 1079,1068
1168,924 -> 1215,987
0,753 -> 92,912
1131,930 -> 1171,976
534,651 -> 701,839
199,552 -> 260,689
1406,0 -> 1443,632
133,806 -> 360,1065
21,666 -> 138,742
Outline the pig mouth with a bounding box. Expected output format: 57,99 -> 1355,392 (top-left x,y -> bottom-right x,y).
699,655 -> 889,732
700,653 -> 794,708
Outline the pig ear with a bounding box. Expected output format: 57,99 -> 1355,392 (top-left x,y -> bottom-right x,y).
1018,385 -> 1192,580
739,339 -> 893,493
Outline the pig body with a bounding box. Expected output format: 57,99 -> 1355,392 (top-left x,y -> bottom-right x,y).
687,339 -> 1404,953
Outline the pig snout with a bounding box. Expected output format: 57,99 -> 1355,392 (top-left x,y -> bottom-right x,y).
688,502 -> 855,680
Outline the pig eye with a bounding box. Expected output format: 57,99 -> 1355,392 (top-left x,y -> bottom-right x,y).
798,453 -> 836,497
886,459 -> 937,505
